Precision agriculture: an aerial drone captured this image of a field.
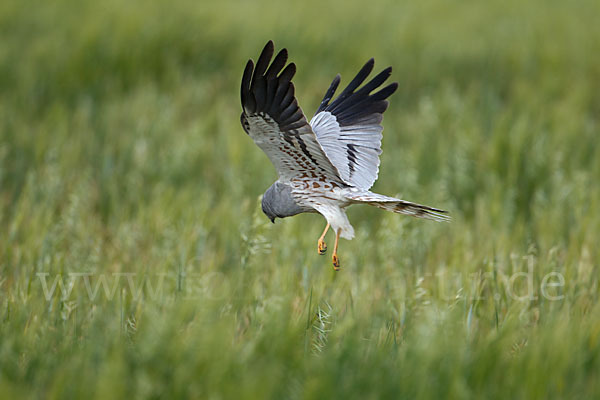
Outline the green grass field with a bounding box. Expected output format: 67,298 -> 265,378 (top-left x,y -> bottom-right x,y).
2,0 -> 600,398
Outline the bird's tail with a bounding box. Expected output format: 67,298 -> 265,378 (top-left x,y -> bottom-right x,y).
345,191 -> 450,222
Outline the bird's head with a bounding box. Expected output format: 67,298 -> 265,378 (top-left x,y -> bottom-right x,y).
261,196 -> 277,223
261,181 -> 306,223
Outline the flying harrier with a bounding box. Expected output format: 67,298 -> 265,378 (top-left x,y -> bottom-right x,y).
240,41 -> 449,270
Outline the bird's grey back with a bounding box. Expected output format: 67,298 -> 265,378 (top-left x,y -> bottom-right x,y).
262,181 -> 311,220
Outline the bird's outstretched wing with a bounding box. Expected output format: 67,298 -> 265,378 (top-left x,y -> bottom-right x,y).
241,41 -> 345,184
310,60 -> 398,191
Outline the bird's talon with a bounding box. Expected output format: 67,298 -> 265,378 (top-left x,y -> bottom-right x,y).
332,255 -> 340,271
318,240 -> 327,255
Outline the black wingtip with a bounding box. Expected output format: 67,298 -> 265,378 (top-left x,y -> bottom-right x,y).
254,41 -> 275,80
328,58 -> 375,110
240,41 -> 306,131
388,82 -> 399,95
263,40 -> 274,54
369,82 -> 398,103
315,74 -> 342,114
278,62 -> 296,84
358,58 -> 375,80
266,48 -> 288,78
241,59 -> 255,111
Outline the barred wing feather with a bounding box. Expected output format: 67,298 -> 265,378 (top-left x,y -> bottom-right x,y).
345,191 -> 450,222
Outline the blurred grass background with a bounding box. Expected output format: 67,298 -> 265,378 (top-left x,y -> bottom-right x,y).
1,0 -> 600,398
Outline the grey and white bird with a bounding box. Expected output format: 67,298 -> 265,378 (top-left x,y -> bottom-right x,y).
241,41 -> 449,270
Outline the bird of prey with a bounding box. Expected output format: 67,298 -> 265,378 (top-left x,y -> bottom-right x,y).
240,41 -> 449,270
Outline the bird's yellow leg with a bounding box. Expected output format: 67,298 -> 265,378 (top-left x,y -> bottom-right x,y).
317,223 -> 329,255
332,228 -> 341,271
